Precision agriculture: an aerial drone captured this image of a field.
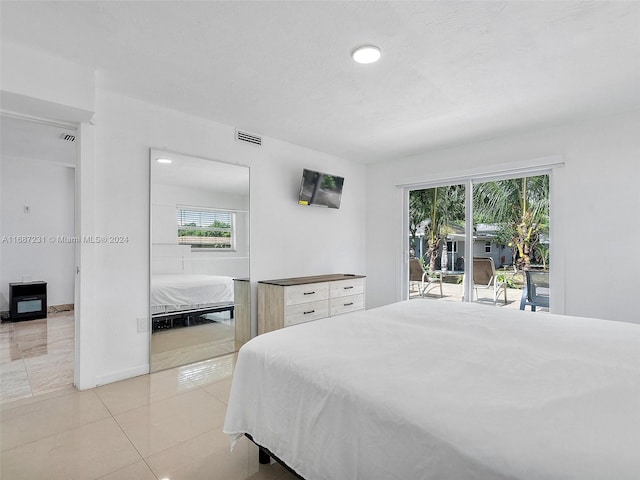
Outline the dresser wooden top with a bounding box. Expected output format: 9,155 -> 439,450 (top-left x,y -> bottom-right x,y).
258,274 -> 365,287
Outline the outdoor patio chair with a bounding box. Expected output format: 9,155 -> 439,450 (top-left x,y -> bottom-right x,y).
519,270 -> 550,311
472,257 -> 507,304
409,258 -> 442,298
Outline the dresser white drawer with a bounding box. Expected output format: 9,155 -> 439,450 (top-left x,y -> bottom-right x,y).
329,278 -> 365,299
285,282 -> 330,306
259,275 -> 366,334
329,294 -> 364,316
284,300 -> 329,327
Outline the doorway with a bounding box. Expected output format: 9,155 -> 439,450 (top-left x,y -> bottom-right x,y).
0,114 -> 77,403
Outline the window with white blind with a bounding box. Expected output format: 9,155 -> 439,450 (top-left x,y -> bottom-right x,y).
176,207 -> 235,250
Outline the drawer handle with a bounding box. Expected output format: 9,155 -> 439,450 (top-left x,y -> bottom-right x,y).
343,286 -> 354,290
303,310 -> 315,315
344,302 -> 354,306
303,291 -> 316,295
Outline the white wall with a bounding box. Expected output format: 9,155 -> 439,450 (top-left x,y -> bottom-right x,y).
366,109 -> 640,324
0,158 -> 75,310
86,88 -> 366,386
0,41 -> 94,123
152,183 -> 249,278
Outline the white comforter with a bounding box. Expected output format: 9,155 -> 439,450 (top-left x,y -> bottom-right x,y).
151,274 -> 234,308
224,299 -> 640,480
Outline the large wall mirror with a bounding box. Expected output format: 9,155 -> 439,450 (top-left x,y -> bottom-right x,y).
149,149 -> 250,372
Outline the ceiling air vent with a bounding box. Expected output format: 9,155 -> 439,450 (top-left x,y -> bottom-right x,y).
236,129 -> 262,146
60,133 -> 76,142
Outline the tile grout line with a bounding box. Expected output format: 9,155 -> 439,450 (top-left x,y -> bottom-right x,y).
20,357 -> 35,403
98,370 -> 233,478
1,314 -> 75,403
94,389 -> 161,480
0,328 -> 32,404
0,396 -> 115,456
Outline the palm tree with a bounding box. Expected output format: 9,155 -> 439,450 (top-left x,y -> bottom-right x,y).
473,175 -> 549,271
409,185 -> 465,272
409,189 -> 430,257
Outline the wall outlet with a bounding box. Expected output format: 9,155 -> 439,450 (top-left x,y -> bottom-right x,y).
137,317 -> 149,333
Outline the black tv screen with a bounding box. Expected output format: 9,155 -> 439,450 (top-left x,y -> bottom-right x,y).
298,169 -> 344,209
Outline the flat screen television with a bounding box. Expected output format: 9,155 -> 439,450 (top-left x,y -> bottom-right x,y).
298,169 -> 344,209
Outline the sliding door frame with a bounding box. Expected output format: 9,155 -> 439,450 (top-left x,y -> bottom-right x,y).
399,156 -> 564,310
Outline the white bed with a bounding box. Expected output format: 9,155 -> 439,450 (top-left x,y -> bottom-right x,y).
223,299 -> 640,480
150,274 -> 234,315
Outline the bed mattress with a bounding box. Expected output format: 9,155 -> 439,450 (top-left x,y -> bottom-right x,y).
224,299 -> 640,480
151,274 -> 234,312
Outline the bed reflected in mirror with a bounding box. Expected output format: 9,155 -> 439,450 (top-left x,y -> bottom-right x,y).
150,149 -> 249,373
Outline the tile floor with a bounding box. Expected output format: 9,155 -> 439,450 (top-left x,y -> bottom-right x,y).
0,311 -> 75,404
1,353 -> 297,480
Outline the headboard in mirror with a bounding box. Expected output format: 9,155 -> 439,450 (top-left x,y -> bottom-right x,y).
149,149 -> 250,372
151,244 -> 194,274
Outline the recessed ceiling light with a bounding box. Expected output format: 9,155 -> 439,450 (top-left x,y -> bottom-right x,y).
351,45 -> 381,64
156,158 -> 172,164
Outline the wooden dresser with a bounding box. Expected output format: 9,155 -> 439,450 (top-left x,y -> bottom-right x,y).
258,274 -> 365,334
233,278 -> 251,347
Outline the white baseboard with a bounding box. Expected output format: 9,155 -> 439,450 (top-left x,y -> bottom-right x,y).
94,364 -> 150,387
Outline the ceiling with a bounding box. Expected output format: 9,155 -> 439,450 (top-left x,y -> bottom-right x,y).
1,116 -> 77,165
0,116 -> 249,195
2,1 -> 640,163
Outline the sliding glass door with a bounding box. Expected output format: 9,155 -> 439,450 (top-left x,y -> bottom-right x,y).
471,175 -> 550,307
408,184 -> 465,301
407,172 -> 551,310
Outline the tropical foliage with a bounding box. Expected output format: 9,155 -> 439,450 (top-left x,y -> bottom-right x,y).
409,185 -> 465,272
178,221 -> 232,238
178,221 -> 232,248
473,175 -> 549,271
410,175 -> 549,273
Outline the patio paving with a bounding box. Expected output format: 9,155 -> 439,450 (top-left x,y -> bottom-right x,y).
409,280 -> 549,312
